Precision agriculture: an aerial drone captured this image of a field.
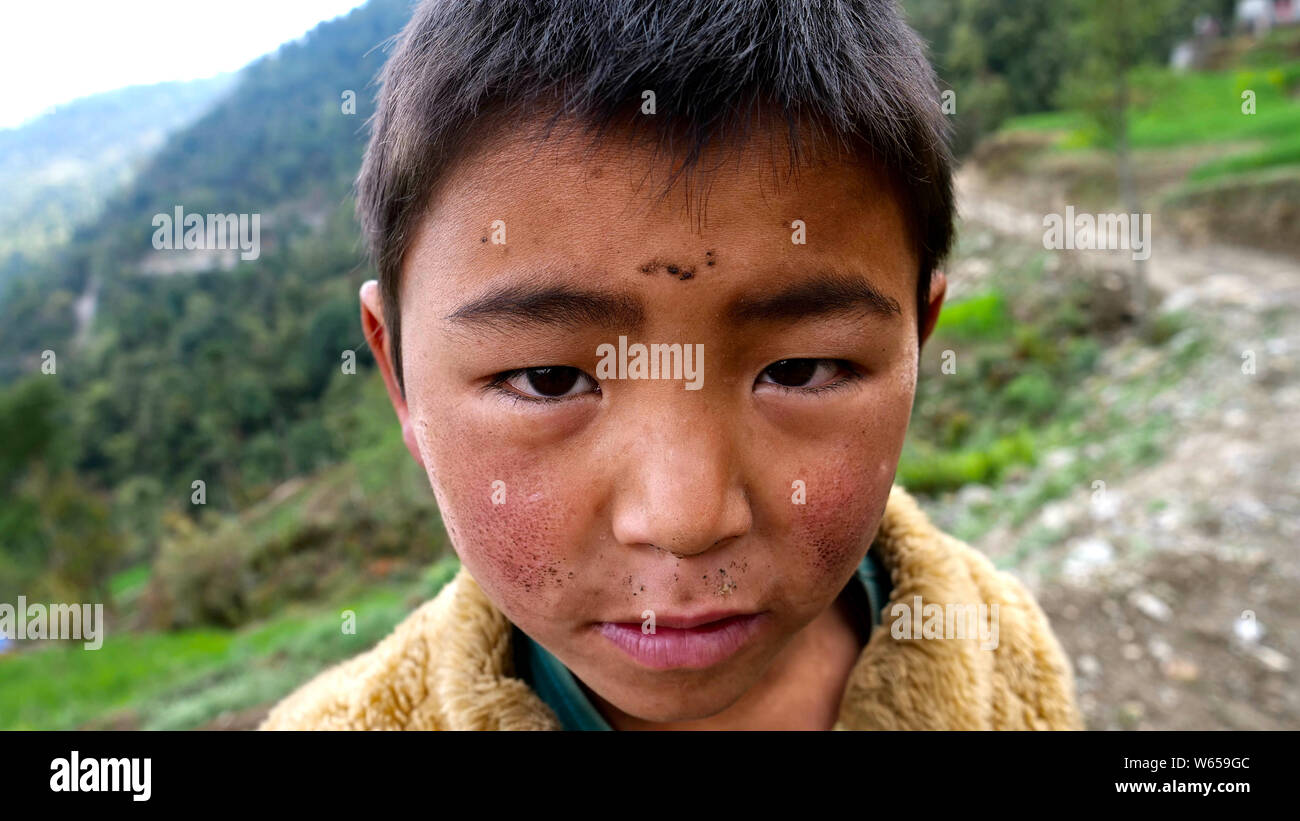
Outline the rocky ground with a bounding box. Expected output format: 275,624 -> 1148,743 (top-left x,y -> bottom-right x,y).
923,168 -> 1300,730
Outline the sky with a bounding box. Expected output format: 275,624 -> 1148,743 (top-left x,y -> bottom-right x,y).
0,0 -> 371,129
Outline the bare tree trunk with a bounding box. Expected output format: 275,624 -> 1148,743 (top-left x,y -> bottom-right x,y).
1114,13 -> 1148,332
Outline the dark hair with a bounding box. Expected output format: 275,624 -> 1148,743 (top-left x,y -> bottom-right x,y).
358,0 -> 954,394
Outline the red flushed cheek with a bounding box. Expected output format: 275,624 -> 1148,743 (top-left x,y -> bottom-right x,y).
454,490 -> 574,620
413,415 -> 591,625
783,452 -> 895,600
783,373 -> 914,588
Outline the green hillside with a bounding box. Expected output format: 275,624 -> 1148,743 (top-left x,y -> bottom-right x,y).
0,76 -> 235,264
0,0 -> 418,610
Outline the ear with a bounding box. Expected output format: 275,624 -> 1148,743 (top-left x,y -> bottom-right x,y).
360,280 -> 425,469
919,269 -> 947,347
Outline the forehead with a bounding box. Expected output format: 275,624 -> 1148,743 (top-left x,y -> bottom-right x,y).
401,115 -> 917,320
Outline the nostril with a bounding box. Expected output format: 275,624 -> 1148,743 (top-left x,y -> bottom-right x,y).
650,544 -> 686,559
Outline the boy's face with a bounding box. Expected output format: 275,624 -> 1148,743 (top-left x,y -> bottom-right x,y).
364,118 -> 944,723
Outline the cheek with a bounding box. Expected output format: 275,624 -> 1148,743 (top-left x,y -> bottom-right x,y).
409,412 -> 587,625
776,379 -> 914,600
785,454 -> 891,592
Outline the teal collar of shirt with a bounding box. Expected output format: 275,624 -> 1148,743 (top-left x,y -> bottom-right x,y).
511,547 -> 893,731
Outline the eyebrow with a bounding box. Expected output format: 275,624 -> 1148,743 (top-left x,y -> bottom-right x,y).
445,281 -> 645,334
726,270 -> 902,324
444,268 -> 900,336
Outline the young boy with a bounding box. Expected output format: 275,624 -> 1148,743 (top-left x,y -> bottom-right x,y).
261,0 -> 1081,731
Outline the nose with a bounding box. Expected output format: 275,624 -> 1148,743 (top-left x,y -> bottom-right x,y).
609,408 -> 752,557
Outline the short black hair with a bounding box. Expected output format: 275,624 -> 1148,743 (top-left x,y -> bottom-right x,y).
358,0 -> 954,394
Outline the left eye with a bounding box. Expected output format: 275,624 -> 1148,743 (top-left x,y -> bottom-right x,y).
756,359 -> 847,389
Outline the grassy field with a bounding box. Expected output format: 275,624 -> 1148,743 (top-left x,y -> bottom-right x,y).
1000,61 -> 1300,185
2,385 -> 459,730
0,557 -> 460,730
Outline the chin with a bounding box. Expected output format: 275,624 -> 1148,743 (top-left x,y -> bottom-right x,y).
603,683 -> 747,725
588,655 -> 766,724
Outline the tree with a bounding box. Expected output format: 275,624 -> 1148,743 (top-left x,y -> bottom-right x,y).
1060,0 -> 1180,330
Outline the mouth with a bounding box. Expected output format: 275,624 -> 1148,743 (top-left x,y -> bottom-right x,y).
596,611 -> 768,671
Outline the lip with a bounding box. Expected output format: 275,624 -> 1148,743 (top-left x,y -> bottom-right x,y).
597,611 -> 768,670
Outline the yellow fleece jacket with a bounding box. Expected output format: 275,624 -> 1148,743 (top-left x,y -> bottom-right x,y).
260,487 -> 1083,730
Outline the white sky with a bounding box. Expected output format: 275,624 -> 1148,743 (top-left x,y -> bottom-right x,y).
0,0 -> 371,129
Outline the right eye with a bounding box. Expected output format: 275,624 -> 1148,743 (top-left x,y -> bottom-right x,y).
493,366 -> 598,401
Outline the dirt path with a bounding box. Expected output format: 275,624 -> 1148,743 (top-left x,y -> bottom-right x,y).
957,166 -> 1300,308
947,167 -> 1300,729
